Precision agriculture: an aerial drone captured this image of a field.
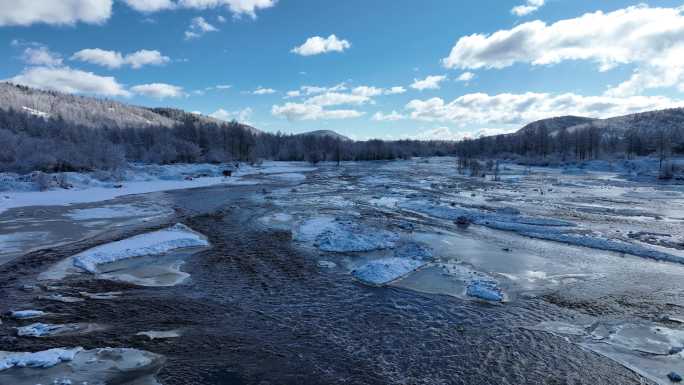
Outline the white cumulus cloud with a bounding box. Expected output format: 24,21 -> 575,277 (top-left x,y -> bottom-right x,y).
253,87 -> 276,95
272,103 -> 363,121
305,92 -> 370,107
386,86 -> 407,95
372,111 -> 406,122
456,72 -> 475,82
7,66 -> 130,97
184,16 -> 219,40
177,0 -> 276,18
123,0 -> 276,18
21,47 -> 63,67
210,107 -> 253,123
411,75 -> 447,91
511,0 -> 545,16
291,35 -> 351,56
442,5 -> 684,96
0,0 -> 112,26
405,92 -> 683,126
123,0 -> 176,12
411,127 -> 517,141
131,83 -> 185,99
352,86 -> 406,97
71,49 -> 170,69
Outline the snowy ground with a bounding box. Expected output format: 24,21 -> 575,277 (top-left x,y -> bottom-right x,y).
0,161 -> 315,265
1,157 -> 684,384
0,161 -> 316,215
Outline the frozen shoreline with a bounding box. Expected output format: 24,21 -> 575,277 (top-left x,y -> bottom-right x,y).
0,161 -> 316,215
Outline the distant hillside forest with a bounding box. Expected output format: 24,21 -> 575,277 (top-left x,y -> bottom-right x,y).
453,110 -> 684,165
0,107 -> 456,173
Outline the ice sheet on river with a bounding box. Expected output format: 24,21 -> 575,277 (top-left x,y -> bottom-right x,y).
72,223 -> 209,273
401,200 -> 683,263
0,347 -> 164,385
466,279 -> 504,302
0,347 -> 81,370
295,217 -> 400,252
352,257 -> 428,285
16,322 -> 101,337
10,310 -> 46,319
533,320 -> 684,385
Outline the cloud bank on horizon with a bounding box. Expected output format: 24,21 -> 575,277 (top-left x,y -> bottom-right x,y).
1,0 -> 683,140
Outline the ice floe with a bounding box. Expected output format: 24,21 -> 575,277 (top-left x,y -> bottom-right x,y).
401,200 -> 684,264
10,310 -> 46,319
393,242 -> 433,260
533,320 -> 684,385
293,216 -> 337,242
79,291 -> 122,300
0,347 -> 164,385
16,322 -> 101,337
294,216 -> 400,253
259,212 -> 295,230
0,347 -> 82,371
318,260 -> 337,269
466,279 -> 504,302
72,223 -> 209,273
313,220 -> 399,253
352,257 -> 427,286
136,330 -> 181,339
37,294 -> 84,303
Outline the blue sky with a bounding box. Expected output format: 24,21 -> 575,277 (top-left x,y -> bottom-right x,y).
2,0 -> 684,140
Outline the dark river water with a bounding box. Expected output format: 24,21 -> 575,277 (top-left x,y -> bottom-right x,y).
0,176 -> 652,385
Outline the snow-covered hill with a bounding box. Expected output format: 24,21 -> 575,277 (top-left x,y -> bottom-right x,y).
564,108 -> 684,137
517,116 -> 597,136
0,83 -> 177,128
0,83 -> 257,132
515,108 -> 684,138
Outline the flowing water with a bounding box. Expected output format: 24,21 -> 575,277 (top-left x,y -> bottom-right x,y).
2,158 -> 684,384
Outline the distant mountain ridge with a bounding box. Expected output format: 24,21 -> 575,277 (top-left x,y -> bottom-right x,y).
514,108 -> 684,139
296,130 -> 351,141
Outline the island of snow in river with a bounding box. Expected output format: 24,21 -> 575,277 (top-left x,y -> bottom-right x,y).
72,223 -> 209,273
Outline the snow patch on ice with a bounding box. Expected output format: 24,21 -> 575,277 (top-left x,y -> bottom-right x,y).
136,330 -> 181,339
293,217 -> 337,242
318,260 -> 337,269
393,242 -> 433,260
402,200 -> 684,264
10,310 -> 45,319
16,323 -> 99,337
534,320 -> 684,385
352,257 -> 427,286
72,223 -> 209,273
0,347 -> 165,385
315,221 -> 399,253
466,279 -> 504,302
0,347 -> 82,371
369,196 -> 401,208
